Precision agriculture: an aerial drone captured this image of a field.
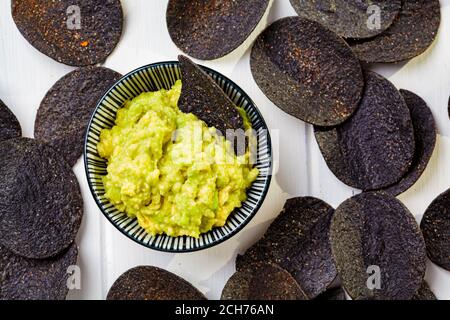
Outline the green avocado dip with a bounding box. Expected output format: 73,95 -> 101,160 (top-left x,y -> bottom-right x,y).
97,81 -> 259,238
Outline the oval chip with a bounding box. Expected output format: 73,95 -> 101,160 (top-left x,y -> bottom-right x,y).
330,192 -> 427,300
250,17 -> 364,126
0,138 -> 83,259
420,188 -> 450,271
166,0 -> 270,60
107,266 -> 206,300
0,99 -> 21,142
12,0 -> 123,66
315,71 -> 415,191
289,0 -> 401,39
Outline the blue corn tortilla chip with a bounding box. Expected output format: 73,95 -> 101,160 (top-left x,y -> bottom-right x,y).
221,263 -> 308,300
348,0 -> 441,63
0,99 -> 21,142
34,66 -> 122,167
330,192 -> 427,300
236,197 -> 337,299
381,90 -> 436,196
166,0 -> 270,60
0,244 -> 78,300
289,0 -> 401,39
107,266 -> 206,300
12,0 -> 123,66
0,138 -> 83,259
420,188 -> 450,271
315,71 -> 415,191
250,17 -> 364,127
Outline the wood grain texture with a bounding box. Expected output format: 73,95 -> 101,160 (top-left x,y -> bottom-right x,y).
0,0 -> 449,300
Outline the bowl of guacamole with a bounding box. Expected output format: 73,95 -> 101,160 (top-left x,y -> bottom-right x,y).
84,62 -> 272,252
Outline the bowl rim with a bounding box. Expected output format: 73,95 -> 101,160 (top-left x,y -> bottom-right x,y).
84,60 -> 272,253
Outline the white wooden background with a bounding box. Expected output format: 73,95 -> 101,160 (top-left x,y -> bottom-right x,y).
0,0 -> 449,300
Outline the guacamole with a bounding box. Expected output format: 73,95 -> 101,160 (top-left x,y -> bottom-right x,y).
97,81 -> 259,238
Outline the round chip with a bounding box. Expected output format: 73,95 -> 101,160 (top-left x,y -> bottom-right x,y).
289,0 -> 401,39
221,263 -> 307,300
0,99 -> 21,142
250,17 -> 364,127
348,0 -> 441,63
420,188 -> 450,271
12,0 -> 123,66
107,266 -> 206,300
381,90 -> 436,196
236,197 -> 337,299
166,0 -> 270,60
412,281 -> 437,300
330,192 -> 427,300
0,138 -> 83,259
0,244 -> 78,300
315,286 -> 346,300
35,67 -> 122,166
315,71 -> 415,191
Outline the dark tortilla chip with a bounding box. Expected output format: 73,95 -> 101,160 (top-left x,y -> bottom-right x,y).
236,197 -> 337,299
34,67 -> 122,167
330,192 -> 427,300
289,0 -> 401,39
381,90 -> 436,196
0,99 -> 21,142
348,0 -> 441,63
412,281 -> 437,300
178,55 -> 246,154
0,244 -> 78,300
315,71 -> 415,191
315,286 -> 346,301
166,0 -> 270,60
107,266 -> 206,300
12,0 -> 123,66
420,188 -> 450,271
0,138 -> 83,259
250,17 -> 364,127
221,263 -> 307,300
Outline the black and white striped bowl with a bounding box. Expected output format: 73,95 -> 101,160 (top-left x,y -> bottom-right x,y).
84,61 -> 272,252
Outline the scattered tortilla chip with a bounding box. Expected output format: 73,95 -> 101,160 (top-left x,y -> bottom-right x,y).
0,138 -> 83,259
381,90 -> 436,196
178,55 -> 246,154
0,99 -> 21,142
221,263 -> 307,300
348,0 -> 441,63
330,192 -> 427,300
166,0 -> 270,60
236,197 -> 337,299
315,71 -> 415,191
289,0 -> 401,39
420,188 -> 450,271
0,244 -> 78,300
250,17 -> 364,127
34,67 -> 122,166
412,281 -> 437,300
12,0 -> 123,66
315,286 -> 346,300
107,266 -> 206,300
